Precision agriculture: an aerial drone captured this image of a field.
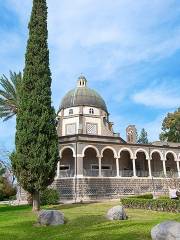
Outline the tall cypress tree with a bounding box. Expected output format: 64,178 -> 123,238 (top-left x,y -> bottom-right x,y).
12,0 -> 58,211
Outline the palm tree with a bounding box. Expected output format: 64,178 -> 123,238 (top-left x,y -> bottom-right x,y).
0,71 -> 22,121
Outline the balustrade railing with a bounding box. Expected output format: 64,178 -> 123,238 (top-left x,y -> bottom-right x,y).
83,169 -> 99,177
57,169 -> 178,178
59,170 -> 74,178
120,170 -> 133,177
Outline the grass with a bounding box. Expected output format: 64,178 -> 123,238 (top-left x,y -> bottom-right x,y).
0,201 -> 180,240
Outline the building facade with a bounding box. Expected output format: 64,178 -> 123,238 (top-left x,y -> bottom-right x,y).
54,75 -> 180,201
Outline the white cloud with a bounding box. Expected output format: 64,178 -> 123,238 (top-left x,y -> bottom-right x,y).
132,81 -> 180,109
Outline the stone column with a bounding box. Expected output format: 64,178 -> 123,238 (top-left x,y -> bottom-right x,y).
57,161 -> 60,178
147,159 -> 152,177
98,156 -> 102,177
77,155 -> 83,177
116,158 -> 119,177
176,161 -> 180,178
132,158 -> 137,177
162,160 -> 167,177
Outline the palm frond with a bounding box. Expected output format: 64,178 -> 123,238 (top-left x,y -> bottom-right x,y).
3,112 -> 16,122
0,71 -> 22,121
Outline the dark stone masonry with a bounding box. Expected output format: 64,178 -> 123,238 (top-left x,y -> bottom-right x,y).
52,177 -> 180,201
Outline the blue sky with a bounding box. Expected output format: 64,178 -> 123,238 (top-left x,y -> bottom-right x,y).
0,0 -> 180,151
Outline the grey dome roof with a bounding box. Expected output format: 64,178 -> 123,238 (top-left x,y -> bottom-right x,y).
59,76 -> 108,113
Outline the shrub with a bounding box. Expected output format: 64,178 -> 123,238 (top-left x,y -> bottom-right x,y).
121,197 -> 180,213
40,188 -> 60,205
158,195 -> 169,200
129,194 -> 153,199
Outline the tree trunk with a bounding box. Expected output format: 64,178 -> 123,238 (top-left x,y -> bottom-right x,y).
32,190 -> 40,211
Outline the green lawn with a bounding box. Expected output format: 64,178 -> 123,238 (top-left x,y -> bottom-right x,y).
0,201 -> 180,240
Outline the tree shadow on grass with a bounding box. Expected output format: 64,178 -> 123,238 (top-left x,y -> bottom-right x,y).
67,216 -> 152,240
48,202 -> 92,210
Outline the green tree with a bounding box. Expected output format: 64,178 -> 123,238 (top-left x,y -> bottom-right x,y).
0,163 -> 6,200
0,162 -> 16,201
12,0 -> 59,211
0,71 -> 21,121
137,128 -> 149,144
160,108 -> 180,143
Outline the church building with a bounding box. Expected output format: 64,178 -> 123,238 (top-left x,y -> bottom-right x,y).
54,75 -> 180,201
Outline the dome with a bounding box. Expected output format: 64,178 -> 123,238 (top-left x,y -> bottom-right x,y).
59,76 -> 108,113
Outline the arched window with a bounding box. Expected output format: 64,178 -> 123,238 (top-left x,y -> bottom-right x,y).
89,108 -> 94,114
69,109 -> 73,115
103,117 -> 107,126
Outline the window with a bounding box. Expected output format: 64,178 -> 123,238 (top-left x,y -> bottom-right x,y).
60,165 -> 70,171
91,164 -> 112,170
89,108 -> 94,114
66,123 -> 76,135
103,117 -> 107,126
102,165 -> 112,170
86,123 -> 97,135
69,109 -> 73,115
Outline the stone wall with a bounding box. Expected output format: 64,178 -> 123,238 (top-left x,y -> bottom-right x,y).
53,177 -> 180,201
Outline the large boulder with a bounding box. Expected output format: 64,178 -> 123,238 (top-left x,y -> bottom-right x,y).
151,221 -> 180,240
106,205 -> 127,220
38,210 -> 64,226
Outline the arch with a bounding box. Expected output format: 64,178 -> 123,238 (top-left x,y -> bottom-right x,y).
150,149 -> 163,160
60,146 -> 75,158
82,145 -> 100,157
178,153 -> 180,160
135,148 -> 149,159
165,151 -> 177,161
101,146 -> 117,158
118,147 -> 134,159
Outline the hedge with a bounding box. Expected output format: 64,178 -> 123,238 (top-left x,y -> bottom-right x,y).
121,198 -> 180,213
